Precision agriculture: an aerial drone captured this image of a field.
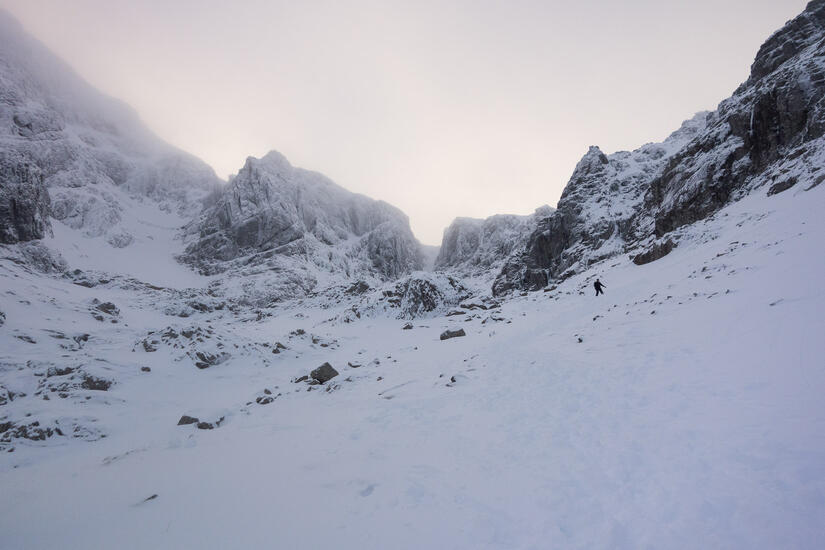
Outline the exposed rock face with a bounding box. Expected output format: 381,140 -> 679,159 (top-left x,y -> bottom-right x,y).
0,151 -> 50,243
435,206 -> 553,276
493,0 -> 825,295
181,152 -> 423,301
646,0 -> 825,237
0,9 -> 220,245
493,115 -> 707,294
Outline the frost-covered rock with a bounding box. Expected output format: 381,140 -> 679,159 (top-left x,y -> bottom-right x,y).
0,9 -> 220,245
358,272 -> 472,319
0,241 -> 67,273
435,206 -> 552,276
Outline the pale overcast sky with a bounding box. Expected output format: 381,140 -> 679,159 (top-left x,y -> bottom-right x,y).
0,0 -> 809,244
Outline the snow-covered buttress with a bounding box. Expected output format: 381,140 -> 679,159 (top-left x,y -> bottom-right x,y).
181,151 -> 423,284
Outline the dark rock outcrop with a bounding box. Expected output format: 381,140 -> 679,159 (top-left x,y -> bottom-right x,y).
0,152 -> 50,243
632,240 -> 676,266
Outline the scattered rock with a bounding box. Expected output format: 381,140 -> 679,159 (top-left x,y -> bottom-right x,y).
46,366 -> 75,377
194,351 -> 230,370
90,299 -> 120,322
81,374 -> 112,391
95,301 -> 119,316
346,281 -> 371,295
197,417 -> 224,430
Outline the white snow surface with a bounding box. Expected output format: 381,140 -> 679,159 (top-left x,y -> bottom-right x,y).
1,176 -> 824,549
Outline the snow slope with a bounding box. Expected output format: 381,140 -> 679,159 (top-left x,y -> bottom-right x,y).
1,2 -> 825,549
1,171 -> 823,550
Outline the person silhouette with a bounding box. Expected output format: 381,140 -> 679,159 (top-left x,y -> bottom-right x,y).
594,279 -> 606,296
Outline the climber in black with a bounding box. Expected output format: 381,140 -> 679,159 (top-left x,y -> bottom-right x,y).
593,279 -> 606,296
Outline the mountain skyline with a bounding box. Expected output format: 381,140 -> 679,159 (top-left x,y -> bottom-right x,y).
0,0 -> 809,244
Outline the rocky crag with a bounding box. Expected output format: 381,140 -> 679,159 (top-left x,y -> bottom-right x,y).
490,0 -> 825,295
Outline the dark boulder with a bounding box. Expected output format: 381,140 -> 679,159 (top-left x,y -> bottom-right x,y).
310,362 -> 339,384
440,328 -> 466,341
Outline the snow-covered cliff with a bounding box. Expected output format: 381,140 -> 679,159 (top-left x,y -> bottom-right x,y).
492,0 -> 825,295
434,206 -> 553,277
180,151 -> 423,302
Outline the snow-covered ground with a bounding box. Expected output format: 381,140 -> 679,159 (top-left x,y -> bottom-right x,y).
1,180 -> 823,549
